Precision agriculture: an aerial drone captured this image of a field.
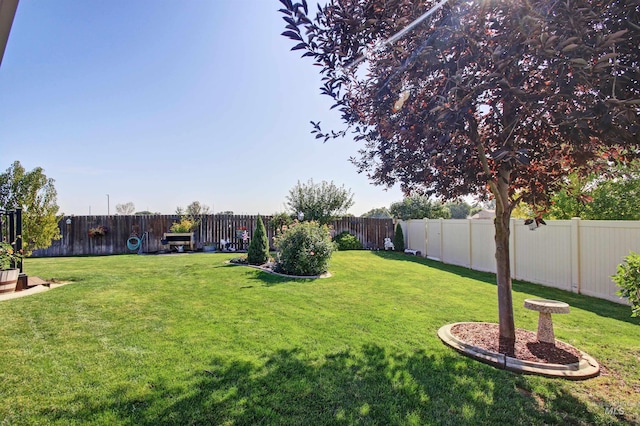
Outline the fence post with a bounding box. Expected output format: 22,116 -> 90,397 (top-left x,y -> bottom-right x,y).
423,218 -> 428,257
406,219 -> 411,250
439,218 -> 444,263
571,217 -> 581,294
467,219 -> 472,268
424,219 -> 429,258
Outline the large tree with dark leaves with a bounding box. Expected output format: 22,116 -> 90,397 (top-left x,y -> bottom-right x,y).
281,0 -> 639,353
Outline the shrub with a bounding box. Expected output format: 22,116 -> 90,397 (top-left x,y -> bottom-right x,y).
248,215 -> 270,265
612,251 -> 640,317
333,231 -> 363,250
0,241 -> 22,270
393,223 -> 405,252
269,212 -> 293,233
229,256 -> 248,264
273,221 -> 335,276
170,218 -> 197,233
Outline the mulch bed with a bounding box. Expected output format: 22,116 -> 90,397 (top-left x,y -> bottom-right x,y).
450,323 -> 582,365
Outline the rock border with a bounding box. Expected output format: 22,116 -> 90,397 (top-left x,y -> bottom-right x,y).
438,322 -> 600,380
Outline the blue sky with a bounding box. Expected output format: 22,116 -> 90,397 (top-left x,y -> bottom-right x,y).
0,0 -> 404,215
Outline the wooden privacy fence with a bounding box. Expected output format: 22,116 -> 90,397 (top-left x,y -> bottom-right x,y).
32,215 -> 394,257
398,218 -> 639,304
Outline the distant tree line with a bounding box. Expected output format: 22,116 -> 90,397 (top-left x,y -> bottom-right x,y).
361,196 -> 483,220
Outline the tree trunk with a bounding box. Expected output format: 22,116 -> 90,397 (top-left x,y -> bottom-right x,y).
493,167 -> 516,356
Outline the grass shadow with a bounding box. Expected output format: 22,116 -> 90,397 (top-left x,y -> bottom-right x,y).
223,262 -> 328,287
245,270 -> 314,286
42,344 -> 609,425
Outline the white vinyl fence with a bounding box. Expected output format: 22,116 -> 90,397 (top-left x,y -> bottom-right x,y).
397,218 -> 640,304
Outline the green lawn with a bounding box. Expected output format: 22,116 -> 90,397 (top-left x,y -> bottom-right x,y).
1,251 -> 638,425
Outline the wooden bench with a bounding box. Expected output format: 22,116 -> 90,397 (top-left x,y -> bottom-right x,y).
162,232 -> 195,251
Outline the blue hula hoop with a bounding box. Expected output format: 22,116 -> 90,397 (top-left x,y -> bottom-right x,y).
127,236 -> 141,251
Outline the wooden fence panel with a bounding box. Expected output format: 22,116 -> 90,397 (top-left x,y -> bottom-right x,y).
32,215 -> 394,257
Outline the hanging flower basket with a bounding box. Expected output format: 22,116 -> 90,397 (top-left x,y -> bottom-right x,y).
88,225 -> 108,238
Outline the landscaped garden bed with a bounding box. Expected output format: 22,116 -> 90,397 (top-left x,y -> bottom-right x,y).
1,251 -> 638,424
451,322 -> 581,365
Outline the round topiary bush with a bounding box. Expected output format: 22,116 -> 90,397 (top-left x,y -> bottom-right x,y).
273,221 -> 335,276
333,231 -> 363,250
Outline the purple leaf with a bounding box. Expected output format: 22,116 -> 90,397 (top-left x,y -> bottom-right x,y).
279,0 -> 293,10
283,16 -> 297,27
281,31 -> 303,41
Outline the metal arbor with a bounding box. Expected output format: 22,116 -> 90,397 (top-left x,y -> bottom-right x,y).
0,208 -> 23,272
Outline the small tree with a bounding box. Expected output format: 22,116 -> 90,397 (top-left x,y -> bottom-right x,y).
248,215 -> 270,265
0,161 -> 61,253
172,200 -> 210,233
282,0 -> 640,354
393,223 -> 405,253
270,211 -> 294,233
360,207 -> 391,219
286,179 -> 354,224
185,201 -> 211,216
446,201 -> 475,219
176,201 -> 211,217
116,202 -> 135,215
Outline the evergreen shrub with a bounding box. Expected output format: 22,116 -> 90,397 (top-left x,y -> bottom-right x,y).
393,223 -> 405,252
247,216 -> 270,265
